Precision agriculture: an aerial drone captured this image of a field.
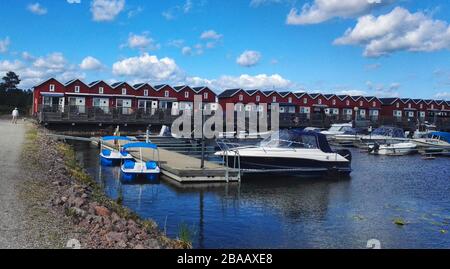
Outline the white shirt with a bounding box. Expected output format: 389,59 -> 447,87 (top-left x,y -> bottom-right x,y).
12,109 -> 19,117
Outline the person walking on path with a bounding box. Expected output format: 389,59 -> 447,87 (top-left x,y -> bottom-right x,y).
11,108 -> 19,124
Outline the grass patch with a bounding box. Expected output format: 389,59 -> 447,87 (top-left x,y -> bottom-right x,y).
178,222 -> 195,249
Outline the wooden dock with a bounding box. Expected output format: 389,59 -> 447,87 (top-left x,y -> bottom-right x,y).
102,139 -> 241,183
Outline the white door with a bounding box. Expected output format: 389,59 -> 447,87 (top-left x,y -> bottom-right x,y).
117,99 -> 132,114
59,97 -> 65,112
172,102 -> 179,115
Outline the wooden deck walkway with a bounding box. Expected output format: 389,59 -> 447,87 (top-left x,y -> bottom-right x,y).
102,139 -> 240,183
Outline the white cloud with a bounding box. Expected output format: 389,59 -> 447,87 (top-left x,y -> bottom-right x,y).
366,80 -> 401,97
0,52 -> 85,88
200,30 -> 223,40
27,3 -> 48,15
124,33 -> 160,50
186,74 -> 293,91
127,6 -> 143,18
91,0 -> 125,22
168,39 -> 185,48
250,0 -> 284,7
0,37 -> 10,53
182,46 -> 193,56
22,52 -> 35,61
162,0 -> 193,20
80,56 -> 102,70
112,53 -> 182,82
236,50 -> 262,67
435,92 -> 450,99
286,0 -> 392,25
67,0 -> 81,4
334,7 -> 450,57
337,89 -> 367,96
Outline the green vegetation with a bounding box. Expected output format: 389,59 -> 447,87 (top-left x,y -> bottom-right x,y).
393,218 -> 407,226
0,71 -> 32,115
178,222 -> 194,249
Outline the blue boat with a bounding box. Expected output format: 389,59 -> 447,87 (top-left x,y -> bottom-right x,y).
120,142 -> 161,182
99,136 -> 134,166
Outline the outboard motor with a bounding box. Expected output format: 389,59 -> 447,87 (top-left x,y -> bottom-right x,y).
336,149 -> 352,162
368,142 -> 380,153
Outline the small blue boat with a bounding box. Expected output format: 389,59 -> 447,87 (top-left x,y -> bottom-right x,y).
99,136 -> 134,166
120,142 -> 161,182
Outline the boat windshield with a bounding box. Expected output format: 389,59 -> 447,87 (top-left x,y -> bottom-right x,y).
259,129 -> 329,150
371,127 -> 405,138
328,125 -> 352,132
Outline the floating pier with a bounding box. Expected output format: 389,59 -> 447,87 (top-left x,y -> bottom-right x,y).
101,139 -> 241,183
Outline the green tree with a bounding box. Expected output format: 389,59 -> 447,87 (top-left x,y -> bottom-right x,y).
2,71 -> 21,91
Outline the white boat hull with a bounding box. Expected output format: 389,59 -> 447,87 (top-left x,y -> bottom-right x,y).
369,143 -> 417,156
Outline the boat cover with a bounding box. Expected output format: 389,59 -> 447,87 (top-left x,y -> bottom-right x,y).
371,126 -> 405,138
146,161 -> 158,170
101,136 -> 132,141
428,132 -> 450,143
123,160 -> 136,169
123,142 -> 158,150
264,129 -> 334,153
102,149 -> 111,156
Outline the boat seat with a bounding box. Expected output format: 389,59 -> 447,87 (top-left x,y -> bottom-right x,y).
123,160 -> 136,169
120,150 -> 128,157
102,149 -> 112,157
146,161 -> 158,170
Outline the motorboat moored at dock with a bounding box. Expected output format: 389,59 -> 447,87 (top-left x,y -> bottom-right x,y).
215,129 -> 352,177
99,136 -> 134,166
410,131 -> 450,149
357,126 -> 406,147
120,142 -> 161,181
320,123 -> 353,139
368,142 -> 417,156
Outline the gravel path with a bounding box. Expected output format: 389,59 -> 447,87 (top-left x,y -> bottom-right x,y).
0,119 -> 28,248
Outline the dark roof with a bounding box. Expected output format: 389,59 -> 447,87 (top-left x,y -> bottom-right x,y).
111,82 -> 125,88
309,93 -> 321,99
65,79 -> 77,85
337,95 -> 349,100
351,95 -> 363,101
365,96 -> 376,101
323,94 -> 335,99
246,90 -> 259,95
412,99 -> 423,103
379,98 -> 398,105
174,86 -> 187,91
294,92 -> 306,98
278,91 -> 291,97
89,80 -> 101,86
263,90 -> 275,95
192,86 -> 205,92
400,98 -> 411,103
218,89 -> 241,98
133,83 -> 146,89
154,84 -> 168,90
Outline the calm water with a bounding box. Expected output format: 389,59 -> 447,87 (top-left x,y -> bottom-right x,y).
71,141 -> 450,249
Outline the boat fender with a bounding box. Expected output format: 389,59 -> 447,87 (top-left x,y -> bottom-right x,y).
336,149 -> 352,162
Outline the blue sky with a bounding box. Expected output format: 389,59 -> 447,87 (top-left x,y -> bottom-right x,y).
1,0 -> 450,99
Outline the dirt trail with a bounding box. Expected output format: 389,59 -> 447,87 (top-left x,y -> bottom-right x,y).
0,119 -> 28,248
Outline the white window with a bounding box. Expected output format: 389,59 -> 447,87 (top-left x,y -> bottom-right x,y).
346,100 -> 350,106
332,99 -> 336,106
408,103 -> 412,108
408,111 -> 414,118
300,107 -> 310,114
420,104 -> 423,109
288,97 -> 292,103
99,87 -> 104,94
420,111 -> 426,118
373,101 -> 376,107
393,110 -> 402,117
272,96 -> 277,102
204,92 -> 208,99
344,109 -> 353,115
165,90 -> 169,97
431,104 -> 434,109
288,106 -> 295,113
75,86 -> 80,93
318,99 -> 322,105
49,84 -> 55,92
369,110 -> 379,116
239,94 -> 243,101
303,98 -> 307,104
185,91 -> 189,98
144,90 -> 148,96
359,101 -> 363,107
442,105 -> 445,110
396,102 -> 400,108
122,88 -> 127,95
256,95 -> 260,102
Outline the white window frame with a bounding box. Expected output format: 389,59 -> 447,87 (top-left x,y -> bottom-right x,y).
318,98 -> 322,105
165,90 -> 169,97
256,95 -> 260,102
396,102 -> 400,108
303,98 -> 307,104
185,91 -> 189,98
144,89 -> 148,96
99,87 -> 104,94
346,100 -> 350,106
431,104 -> 434,109
373,101 -> 376,107
332,99 -> 336,106
239,94 -> 243,101
420,104 -> 423,109
359,101 -> 363,107
49,84 -> 55,92
122,88 -> 127,95
75,86 -> 80,93
204,92 -> 208,99
272,96 -> 277,103
288,97 -> 292,103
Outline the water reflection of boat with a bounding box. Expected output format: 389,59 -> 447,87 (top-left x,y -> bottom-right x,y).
99,136 -> 134,166
120,142 -> 161,182
215,129 -> 352,177
368,142 -> 417,156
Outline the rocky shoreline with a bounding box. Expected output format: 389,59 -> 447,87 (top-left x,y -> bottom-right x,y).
21,123 -> 186,249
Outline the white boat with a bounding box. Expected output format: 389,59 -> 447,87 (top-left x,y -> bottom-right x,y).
410,132 -> 450,149
99,136 -> 134,166
321,123 -> 353,138
359,126 -> 406,144
120,142 -> 161,181
368,142 -> 417,156
215,129 -> 352,177
333,128 -> 367,146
